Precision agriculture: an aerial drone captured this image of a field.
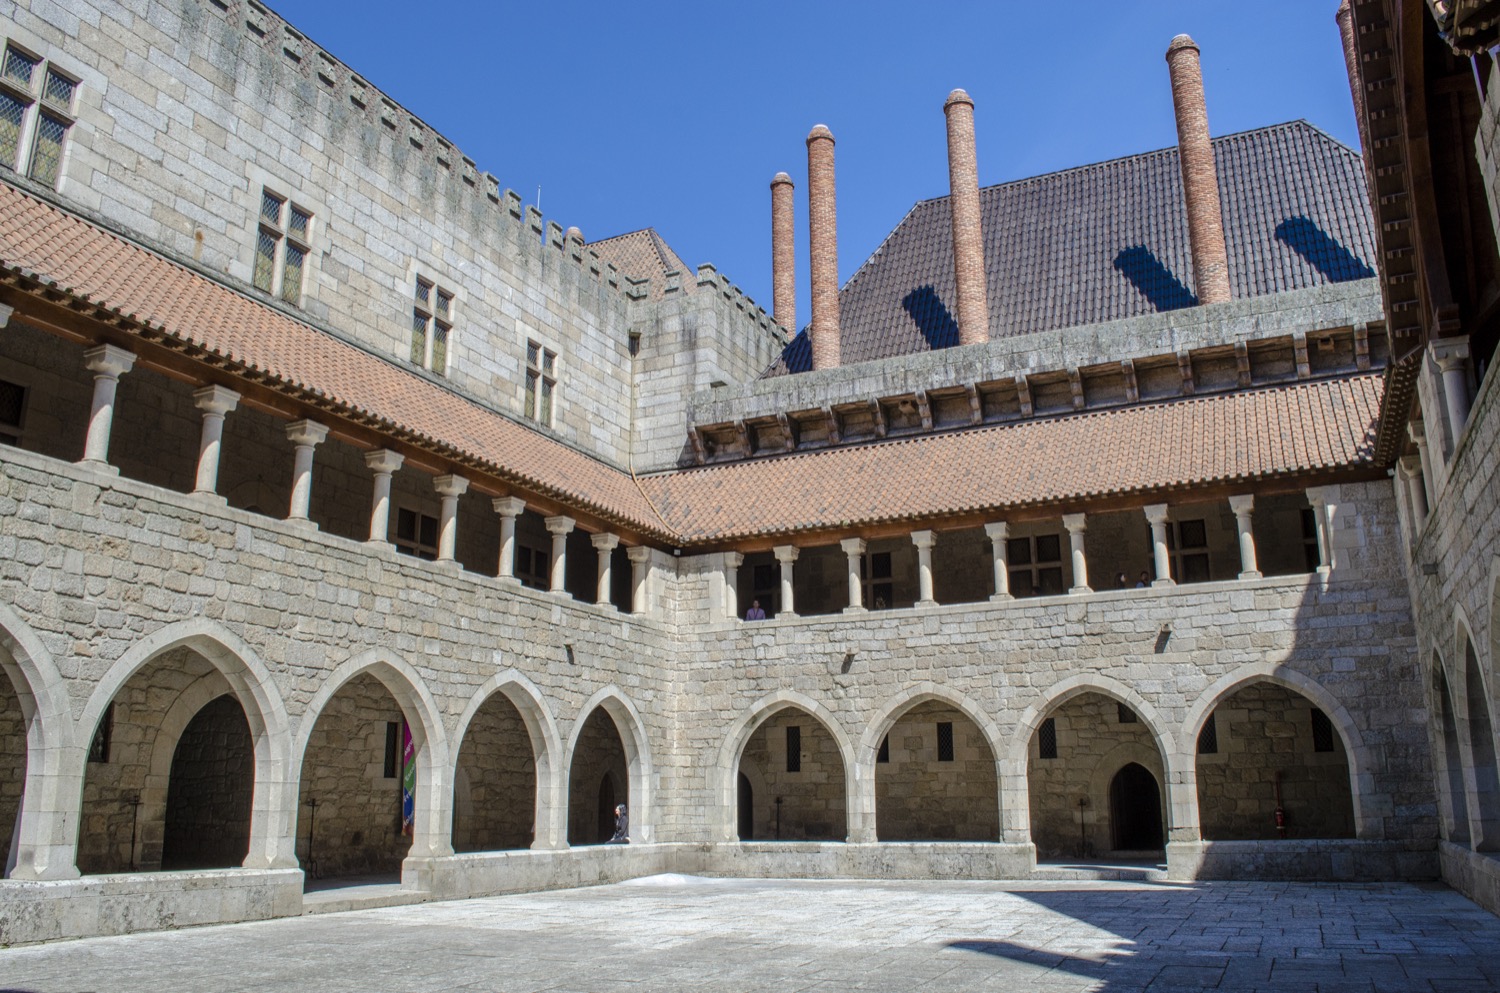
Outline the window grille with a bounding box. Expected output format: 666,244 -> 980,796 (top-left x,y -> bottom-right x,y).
1311,708 -> 1335,753
1117,703 -> 1138,724
786,725 -> 801,773
1197,713 -> 1218,755
253,188 -> 313,305
1038,717 -> 1057,760
937,721 -> 954,762
526,340 -> 557,425
0,46 -> 77,187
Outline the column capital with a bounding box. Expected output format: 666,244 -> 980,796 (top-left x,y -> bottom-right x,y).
364,448 -> 405,474
1143,503 -> 1170,526
1227,493 -> 1254,516
910,529 -> 936,549
591,532 -> 620,552
1397,454 -> 1422,478
1407,420 -> 1428,446
285,419 -> 329,447
983,520 -> 1009,541
493,495 -> 527,517
773,544 -> 800,564
1431,336 -> 1470,370
545,515 -> 576,536
192,384 -> 240,416
626,545 -> 651,563
1305,485 -> 1330,508
1061,512 -> 1087,533
840,537 -> 867,556
83,342 -> 136,378
434,474 -> 469,498
723,550 -> 745,569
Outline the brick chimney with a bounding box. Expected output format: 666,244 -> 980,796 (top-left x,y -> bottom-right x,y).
770,172 -> 796,332
806,124 -> 841,370
1165,35 -> 1231,306
944,89 -> 990,346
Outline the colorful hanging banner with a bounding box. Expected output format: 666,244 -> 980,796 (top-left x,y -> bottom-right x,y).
400,720 -> 415,837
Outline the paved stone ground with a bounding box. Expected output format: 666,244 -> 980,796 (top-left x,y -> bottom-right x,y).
2,875 -> 1498,992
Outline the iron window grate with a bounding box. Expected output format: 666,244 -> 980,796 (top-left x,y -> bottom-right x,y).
937,722 -> 954,761
786,725 -> 801,772
1198,713 -> 1218,754
1038,717 -> 1057,759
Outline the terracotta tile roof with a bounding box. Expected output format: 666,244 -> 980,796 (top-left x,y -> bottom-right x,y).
0,182 -> 666,536
586,228 -> 695,301
771,121 -> 1377,374
639,375 -> 1384,541
0,181 -> 1382,547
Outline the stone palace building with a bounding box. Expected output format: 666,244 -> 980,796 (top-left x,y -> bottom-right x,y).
0,0 -> 1497,943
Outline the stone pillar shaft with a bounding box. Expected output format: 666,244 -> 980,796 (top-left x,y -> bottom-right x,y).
285,420 -> 329,523
192,385 -> 240,496
1228,494 -> 1259,579
365,449 -> 405,544
723,551 -> 744,621
912,530 -> 937,607
493,497 -> 526,581
592,533 -> 619,606
985,521 -> 1012,600
840,538 -> 867,612
434,474 -> 469,564
774,545 -> 799,617
80,344 -> 136,468
545,516 -> 575,593
627,545 -> 651,615
1145,504 -> 1175,587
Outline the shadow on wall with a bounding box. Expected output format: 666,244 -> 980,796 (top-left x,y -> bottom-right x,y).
1113,246 -> 1197,312
1274,216 -> 1376,283
900,286 -> 961,351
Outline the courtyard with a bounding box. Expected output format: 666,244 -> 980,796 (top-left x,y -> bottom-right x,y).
1,875 -> 1496,992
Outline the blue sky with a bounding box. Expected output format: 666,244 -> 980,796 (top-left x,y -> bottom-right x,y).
267,1 -> 1361,327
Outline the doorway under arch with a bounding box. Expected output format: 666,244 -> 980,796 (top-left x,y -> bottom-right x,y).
452,692 -> 537,852
568,708 -> 628,845
735,706 -> 846,841
161,694 -> 254,869
1109,762 -> 1163,851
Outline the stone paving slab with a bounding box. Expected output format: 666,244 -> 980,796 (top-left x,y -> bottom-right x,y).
1,875 -> 1498,992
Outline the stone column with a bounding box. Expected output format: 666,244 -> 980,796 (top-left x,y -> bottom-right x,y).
840,538 -> 867,613
773,544 -> 799,618
364,449 -> 405,545
912,530 -> 938,607
985,521 -> 1012,601
723,551 -> 744,621
545,516 -> 575,593
627,545 -> 651,615
6,740 -> 84,880
1144,504 -> 1175,587
1398,454 -> 1429,528
592,532 -> 619,606
285,419 -> 329,525
1062,513 -> 1090,594
79,344 -> 136,470
1410,421 -> 1437,511
493,497 -> 526,583
1306,487 -> 1334,574
1433,338 -> 1472,453
191,385 -> 240,498
1228,494 -> 1260,579
433,474 -> 468,565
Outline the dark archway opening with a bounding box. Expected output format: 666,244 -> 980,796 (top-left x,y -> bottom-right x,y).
735,707 -> 846,841
0,665 -> 27,874
568,708 -> 627,845
453,692 -> 537,852
1109,762 -> 1163,852
875,701 -> 998,841
737,773 -> 754,840
161,694 -> 253,869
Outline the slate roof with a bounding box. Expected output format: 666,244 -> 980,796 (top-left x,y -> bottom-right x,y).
586,228 -> 696,301
0,181 -> 1382,547
771,121 -> 1377,375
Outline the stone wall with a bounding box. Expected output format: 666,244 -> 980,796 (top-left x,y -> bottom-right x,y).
738,709 -> 847,841
875,701 -> 998,841
453,692 -> 536,852
1196,682 -> 1354,841
161,693 -> 253,869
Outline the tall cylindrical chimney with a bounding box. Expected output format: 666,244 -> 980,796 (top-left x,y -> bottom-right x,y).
770,172 -> 796,332
944,88 -> 990,346
1165,35 -> 1231,306
806,124 -> 841,371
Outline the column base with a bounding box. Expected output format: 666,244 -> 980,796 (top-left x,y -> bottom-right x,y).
1068,585 -> 1092,595
779,611 -> 798,620
435,559 -> 461,570
989,593 -> 1014,602
915,599 -> 938,610
286,517 -> 318,530
1151,578 -> 1175,588
75,459 -> 118,476
495,575 -> 522,587
190,489 -> 228,505
1238,570 -> 1262,580
365,538 -> 395,551
842,605 -> 867,614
